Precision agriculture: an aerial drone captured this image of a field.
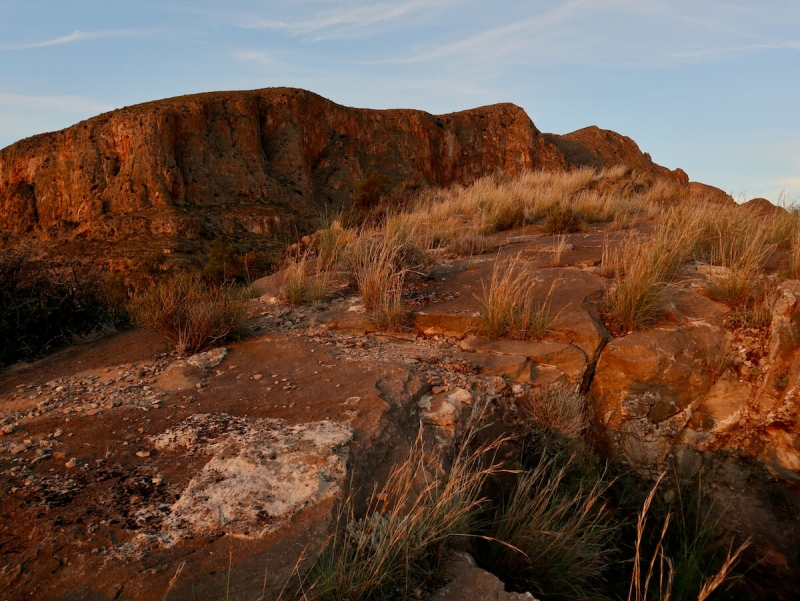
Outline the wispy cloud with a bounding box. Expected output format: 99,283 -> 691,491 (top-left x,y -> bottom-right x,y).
240,0 -> 461,40
377,0 -> 800,68
0,93 -> 112,113
684,41 -> 800,58
1,29 -> 142,51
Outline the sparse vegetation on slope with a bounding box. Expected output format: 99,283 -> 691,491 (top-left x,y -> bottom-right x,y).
0,250 -> 122,364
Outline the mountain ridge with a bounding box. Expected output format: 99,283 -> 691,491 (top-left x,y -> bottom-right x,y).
0,87 -> 705,262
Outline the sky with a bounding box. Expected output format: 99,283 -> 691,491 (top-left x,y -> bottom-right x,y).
1,0 -> 799,202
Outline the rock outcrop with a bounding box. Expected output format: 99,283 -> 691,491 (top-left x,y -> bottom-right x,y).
544,126 -> 688,184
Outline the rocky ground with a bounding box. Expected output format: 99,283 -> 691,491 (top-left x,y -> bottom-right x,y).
1,222 -> 799,600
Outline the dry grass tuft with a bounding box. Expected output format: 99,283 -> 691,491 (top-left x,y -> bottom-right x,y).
280,257 -> 307,306
628,475 -> 749,601
317,221 -> 355,269
604,211 -> 700,331
447,231 -> 493,257
704,340 -> 735,382
481,256 -> 554,340
702,220 -> 772,308
344,230 -> 419,328
550,234 -> 569,267
128,274 -> 249,355
543,203 -> 583,234
520,383 -> 588,438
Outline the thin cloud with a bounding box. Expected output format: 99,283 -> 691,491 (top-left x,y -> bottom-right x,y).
667,41 -> 800,60
241,0 -> 461,39
378,0 -> 800,68
1,29 -> 142,50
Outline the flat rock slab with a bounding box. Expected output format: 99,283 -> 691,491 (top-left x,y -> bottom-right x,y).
150,414 -> 352,543
459,336 -> 587,381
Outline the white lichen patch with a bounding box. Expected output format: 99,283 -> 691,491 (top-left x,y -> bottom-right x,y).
150,414 -> 351,544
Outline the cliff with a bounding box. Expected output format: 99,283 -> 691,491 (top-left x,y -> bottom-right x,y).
0,87 -> 688,260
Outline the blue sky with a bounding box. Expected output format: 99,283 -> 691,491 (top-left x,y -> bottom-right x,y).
1,1 -> 798,201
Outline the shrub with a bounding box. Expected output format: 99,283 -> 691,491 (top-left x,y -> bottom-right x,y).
202,239 -> 245,284
543,204 -> 583,234
127,274 -> 249,354
0,251 -> 121,364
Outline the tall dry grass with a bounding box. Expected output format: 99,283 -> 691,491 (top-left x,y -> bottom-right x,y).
302,431 -> 507,601
628,475 -> 748,601
343,229 -> 420,328
483,451 -> 615,600
481,256 -> 554,340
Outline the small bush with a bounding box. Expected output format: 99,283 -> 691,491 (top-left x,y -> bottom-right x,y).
128,274 -> 249,354
543,204 -> 583,234
202,239 -> 245,284
0,251 -> 122,364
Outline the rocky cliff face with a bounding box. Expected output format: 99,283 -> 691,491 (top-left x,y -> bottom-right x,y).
0,87 -> 689,259
0,88 -> 566,241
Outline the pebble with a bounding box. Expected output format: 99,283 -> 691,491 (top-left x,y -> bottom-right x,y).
136,451 -> 151,458
65,458 -> 77,468
253,374 -> 263,380
10,443 -> 28,455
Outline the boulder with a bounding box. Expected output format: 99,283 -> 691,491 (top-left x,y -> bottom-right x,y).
588,326 -> 723,468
